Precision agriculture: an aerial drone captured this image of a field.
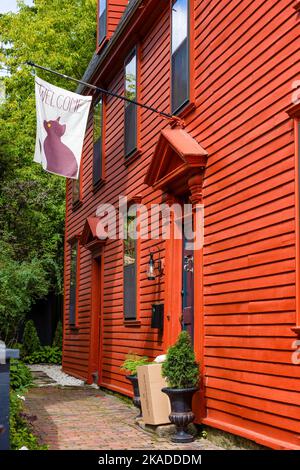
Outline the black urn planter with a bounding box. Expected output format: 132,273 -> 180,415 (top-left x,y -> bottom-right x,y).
162,387 -> 198,443
126,375 -> 142,418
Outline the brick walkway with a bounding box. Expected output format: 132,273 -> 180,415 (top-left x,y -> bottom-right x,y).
24,386 -> 222,450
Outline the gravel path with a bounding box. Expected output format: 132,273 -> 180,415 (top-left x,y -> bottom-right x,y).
28,365 -> 85,387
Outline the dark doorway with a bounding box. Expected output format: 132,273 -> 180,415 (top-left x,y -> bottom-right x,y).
90,255 -> 102,382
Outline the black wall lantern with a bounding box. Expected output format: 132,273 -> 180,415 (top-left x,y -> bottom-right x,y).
146,249 -> 163,280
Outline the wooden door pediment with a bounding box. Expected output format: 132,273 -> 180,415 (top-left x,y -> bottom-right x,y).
80,217 -> 107,252
144,126 -> 208,195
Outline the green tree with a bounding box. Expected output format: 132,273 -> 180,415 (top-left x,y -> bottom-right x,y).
22,319 -> 41,356
162,331 -> 199,389
0,240 -> 49,344
52,320 -> 63,349
0,0 -> 97,344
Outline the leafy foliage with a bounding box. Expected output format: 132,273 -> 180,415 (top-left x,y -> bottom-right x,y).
22,320 -> 41,357
24,345 -> 62,364
52,320 -> 63,349
162,331 -> 199,389
10,390 -> 47,450
9,360 -> 43,449
0,0 -> 97,344
121,353 -> 149,376
0,241 -> 50,344
10,359 -> 33,392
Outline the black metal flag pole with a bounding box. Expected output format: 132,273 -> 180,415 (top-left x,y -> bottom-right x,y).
25,61 -> 177,121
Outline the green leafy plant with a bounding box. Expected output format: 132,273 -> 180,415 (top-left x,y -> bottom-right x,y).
22,320 -> 41,357
24,346 -> 62,365
0,243 -> 50,345
52,320 -> 63,349
121,353 -> 149,376
10,359 -> 32,392
162,331 -> 199,389
10,390 -> 47,450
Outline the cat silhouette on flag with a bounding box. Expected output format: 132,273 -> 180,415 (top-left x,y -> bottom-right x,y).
43,117 -> 78,178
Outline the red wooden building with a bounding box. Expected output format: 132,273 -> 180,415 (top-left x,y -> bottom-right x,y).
63,0 -> 300,450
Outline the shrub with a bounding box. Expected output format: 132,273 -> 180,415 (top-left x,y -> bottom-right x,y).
161,331 -> 199,389
52,320 -> 63,349
22,320 -> 41,357
24,346 -> 62,364
10,359 -> 32,392
10,390 -> 47,450
121,353 -> 149,376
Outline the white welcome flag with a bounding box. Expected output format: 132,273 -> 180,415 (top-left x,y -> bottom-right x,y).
34,76 -> 92,179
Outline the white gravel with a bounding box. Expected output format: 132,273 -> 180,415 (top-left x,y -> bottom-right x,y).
28,364 -> 85,387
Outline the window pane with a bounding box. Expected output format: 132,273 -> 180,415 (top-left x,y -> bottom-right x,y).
171,0 -> 189,113
124,212 -> 137,320
171,37 -> 188,112
125,102 -> 137,156
72,177 -> 80,204
124,214 -> 136,266
93,99 -> 102,144
125,52 -> 137,102
98,0 -> 107,44
99,0 -> 106,15
124,50 -> 137,156
124,263 -> 137,319
172,0 -> 188,53
93,139 -> 102,185
93,99 -> 103,184
69,242 -> 78,325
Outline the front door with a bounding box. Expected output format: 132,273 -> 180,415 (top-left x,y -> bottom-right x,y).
182,234 -> 194,342
90,255 -> 102,383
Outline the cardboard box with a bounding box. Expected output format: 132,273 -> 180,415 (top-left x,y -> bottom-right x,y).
137,363 -> 170,425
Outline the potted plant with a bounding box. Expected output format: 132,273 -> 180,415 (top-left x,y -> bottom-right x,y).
121,353 -> 149,417
161,331 -> 199,443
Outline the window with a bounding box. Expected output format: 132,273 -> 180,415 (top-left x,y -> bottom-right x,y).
124,49 -> 137,157
72,176 -> 80,205
69,240 -> 79,326
98,0 -> 107,45
171,0 -> 189,113
93,98 -> 103,185
123,209 -> 137,320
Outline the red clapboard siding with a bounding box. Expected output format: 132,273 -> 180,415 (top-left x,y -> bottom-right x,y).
63,5 -> 169,387
107,1 -> 128,38
63,0 -> 300,450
